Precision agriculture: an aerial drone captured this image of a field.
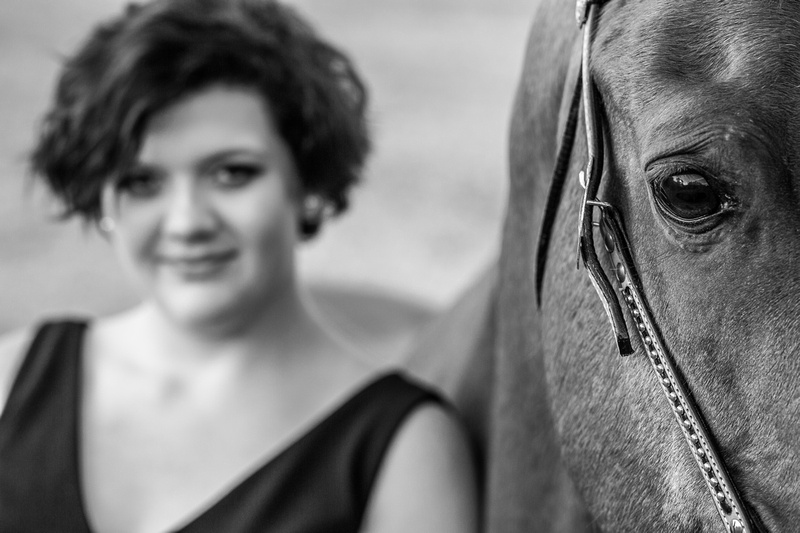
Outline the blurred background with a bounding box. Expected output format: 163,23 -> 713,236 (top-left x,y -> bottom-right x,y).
0,0 -> 533,351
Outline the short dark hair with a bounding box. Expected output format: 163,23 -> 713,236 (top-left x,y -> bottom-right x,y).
30,0 -> 370,237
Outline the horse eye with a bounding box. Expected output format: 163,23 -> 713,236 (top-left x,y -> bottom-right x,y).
654,173 -> 721,221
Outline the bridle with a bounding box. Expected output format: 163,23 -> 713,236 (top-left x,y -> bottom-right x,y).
534,1 -> 763,531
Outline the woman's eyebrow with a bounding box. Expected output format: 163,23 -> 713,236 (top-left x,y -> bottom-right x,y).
193,148 -> 269,169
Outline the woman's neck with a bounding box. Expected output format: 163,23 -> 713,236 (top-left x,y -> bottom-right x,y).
110,284 -> 343,378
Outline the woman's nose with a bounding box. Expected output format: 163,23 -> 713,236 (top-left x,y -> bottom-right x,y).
162,180 -> 218,239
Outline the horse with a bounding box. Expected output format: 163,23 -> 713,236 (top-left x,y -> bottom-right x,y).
408,0 -> 800,531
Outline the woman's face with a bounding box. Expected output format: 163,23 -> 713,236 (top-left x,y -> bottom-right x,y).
103,85 -> 301,332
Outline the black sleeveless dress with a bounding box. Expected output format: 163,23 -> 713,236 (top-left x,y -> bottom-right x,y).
0,320 -> 441,532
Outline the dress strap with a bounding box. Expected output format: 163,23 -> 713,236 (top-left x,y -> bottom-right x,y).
0,320 -> 91,532
0,320 -> 86,425
348,373 -> 444,509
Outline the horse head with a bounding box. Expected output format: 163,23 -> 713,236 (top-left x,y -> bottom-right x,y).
408,0 -> 799,530
502,0 -> 800,531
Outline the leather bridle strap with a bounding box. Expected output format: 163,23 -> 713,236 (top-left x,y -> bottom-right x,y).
535,0 -> 633,354
597,203 -> 756,533
534,67 -> 582,307
574,0 -> 633,356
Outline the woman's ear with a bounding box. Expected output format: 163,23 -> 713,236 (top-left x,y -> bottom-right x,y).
299,193 -> 326,239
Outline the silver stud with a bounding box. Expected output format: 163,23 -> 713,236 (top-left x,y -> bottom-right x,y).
716,491 -> 726,502
721,500 -> 732,514
632,309 -> 640,318
601,225 -> 616,253
683,419 -> 692,428
703,462 -> 712,472
615,263 -> 627,283
730,519 -> 745,533
675,405 -> 684,415
662,377 -> 671,386
690,433 -> 699,444
709,477 -> 719,486
644,336 -> 653,345
637,321 -> 646,331
668,392 -> 677,401
696,447 -> 706,458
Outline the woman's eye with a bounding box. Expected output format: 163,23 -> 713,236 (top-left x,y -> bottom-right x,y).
214,164 -> 261,188
116,171 -> 163,199
654,173 -> 722,221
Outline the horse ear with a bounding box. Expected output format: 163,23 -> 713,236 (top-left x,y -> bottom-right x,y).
403,265 -> 497,470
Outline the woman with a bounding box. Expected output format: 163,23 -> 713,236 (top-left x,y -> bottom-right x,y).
0,1 -> 479,531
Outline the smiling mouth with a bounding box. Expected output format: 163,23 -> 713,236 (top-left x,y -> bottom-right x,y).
157,251 -> 237,278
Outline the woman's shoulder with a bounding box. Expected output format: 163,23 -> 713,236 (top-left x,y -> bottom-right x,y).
0,319 -> 88,413
360,390 -> 480,532
0,326 -> 38,414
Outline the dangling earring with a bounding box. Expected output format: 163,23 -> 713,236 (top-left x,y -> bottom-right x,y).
300,194 -> 325,238
99,216 -> 115,233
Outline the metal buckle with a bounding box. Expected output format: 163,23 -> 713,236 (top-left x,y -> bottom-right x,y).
576,0 -> 604,28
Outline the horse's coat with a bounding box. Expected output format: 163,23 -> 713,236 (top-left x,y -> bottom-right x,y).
409,1 -> 800,531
